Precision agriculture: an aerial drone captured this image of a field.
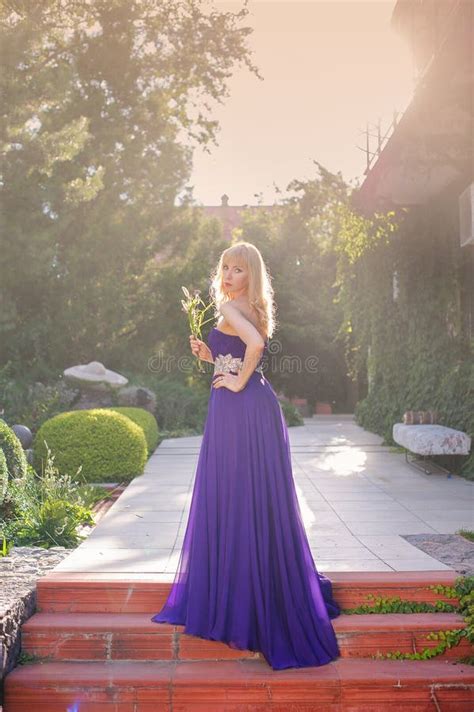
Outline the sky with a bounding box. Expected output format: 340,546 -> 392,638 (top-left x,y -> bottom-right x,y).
184,0 -> 415,207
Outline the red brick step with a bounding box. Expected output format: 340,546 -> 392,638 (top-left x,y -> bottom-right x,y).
335,611 -> 469,659
4,658 -> 473,711
36,570 -> 461,613
21,611 -> 470,662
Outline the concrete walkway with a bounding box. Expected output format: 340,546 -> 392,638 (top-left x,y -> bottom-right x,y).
54,415 -> 474,578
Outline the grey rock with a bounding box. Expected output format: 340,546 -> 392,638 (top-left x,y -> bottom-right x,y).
71,392 -> 116,410
11,425 -> 33,449
0,546 -> 70,686
117,386 -> 157,414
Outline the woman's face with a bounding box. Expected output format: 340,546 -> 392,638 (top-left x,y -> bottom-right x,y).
222,258 -> 248,297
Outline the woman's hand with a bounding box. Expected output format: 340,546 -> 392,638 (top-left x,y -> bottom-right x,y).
212,372 -> 243,393
189,334 -> 213,363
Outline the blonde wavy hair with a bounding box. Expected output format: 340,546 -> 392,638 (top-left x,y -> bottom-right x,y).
209,241 -> 277,340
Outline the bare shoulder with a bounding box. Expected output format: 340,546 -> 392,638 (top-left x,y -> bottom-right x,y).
219,299 -> 266,340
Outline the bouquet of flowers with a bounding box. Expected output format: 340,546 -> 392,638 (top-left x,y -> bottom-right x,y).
181,286 -> 215,373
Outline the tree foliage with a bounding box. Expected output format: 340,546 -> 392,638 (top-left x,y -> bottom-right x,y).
236,162 -> 352,407
335,196 -> 473,477
0,0 -> 259,372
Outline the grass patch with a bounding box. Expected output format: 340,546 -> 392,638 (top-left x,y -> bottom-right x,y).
457,529 -> 474,542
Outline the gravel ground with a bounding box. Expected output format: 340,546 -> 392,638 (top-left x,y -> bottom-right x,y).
0,546 -> 71,611
403,533 -> 474,576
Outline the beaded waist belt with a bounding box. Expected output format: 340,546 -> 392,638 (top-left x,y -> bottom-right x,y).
213,353 -> 264,376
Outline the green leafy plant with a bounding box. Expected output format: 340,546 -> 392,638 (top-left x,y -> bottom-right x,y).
374,627 -> 466,661
0,534 -> 12,557
334,199 -> 473,479
0,363 -> 79,432
142,377 -> 210,434
428,583 -> 458,598
342,576 -> 474,664
279,399 -> 304,427
342,595 -> 457,615
16,651 -> 52,666
14,498 -> 90,549
0,446 -> 100,549
458,529 -> 474,542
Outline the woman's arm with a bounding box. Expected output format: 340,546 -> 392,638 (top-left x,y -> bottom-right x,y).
219,303 -> 265,391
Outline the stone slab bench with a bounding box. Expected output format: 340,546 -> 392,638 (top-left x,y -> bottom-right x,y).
393,423 -> 471,476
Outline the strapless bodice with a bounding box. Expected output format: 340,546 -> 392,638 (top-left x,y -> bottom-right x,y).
207,327 -> 268,377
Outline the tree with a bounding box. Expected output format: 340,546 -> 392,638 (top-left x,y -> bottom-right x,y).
0,0 -> 261,373
237,162 -> 352,409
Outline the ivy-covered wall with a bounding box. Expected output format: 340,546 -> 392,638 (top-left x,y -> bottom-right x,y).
336,187 -> 474,479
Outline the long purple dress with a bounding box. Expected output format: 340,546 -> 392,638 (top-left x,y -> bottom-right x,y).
151,327 -> 341,670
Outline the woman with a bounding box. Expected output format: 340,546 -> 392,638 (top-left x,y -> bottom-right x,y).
151,241 -> 341,670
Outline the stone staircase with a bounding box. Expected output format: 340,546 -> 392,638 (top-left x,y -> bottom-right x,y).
3,570 -> 474,710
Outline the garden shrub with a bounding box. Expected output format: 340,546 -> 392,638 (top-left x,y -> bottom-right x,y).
279,399 -> 304,426
0,449 -> 8,503
0,419 -> 27,479
33,408 -> 148,483
137,378 -> 303,434
150,378 -> 210,433
0,449 -> 102,549
0,362 -> 78,432
103,407 -> 159,454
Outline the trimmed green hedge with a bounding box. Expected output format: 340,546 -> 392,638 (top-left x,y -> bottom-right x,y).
102,407 -> 159,454
33,408 -> 148,483
0,419 -> 27,479
0,448 -> 8,503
